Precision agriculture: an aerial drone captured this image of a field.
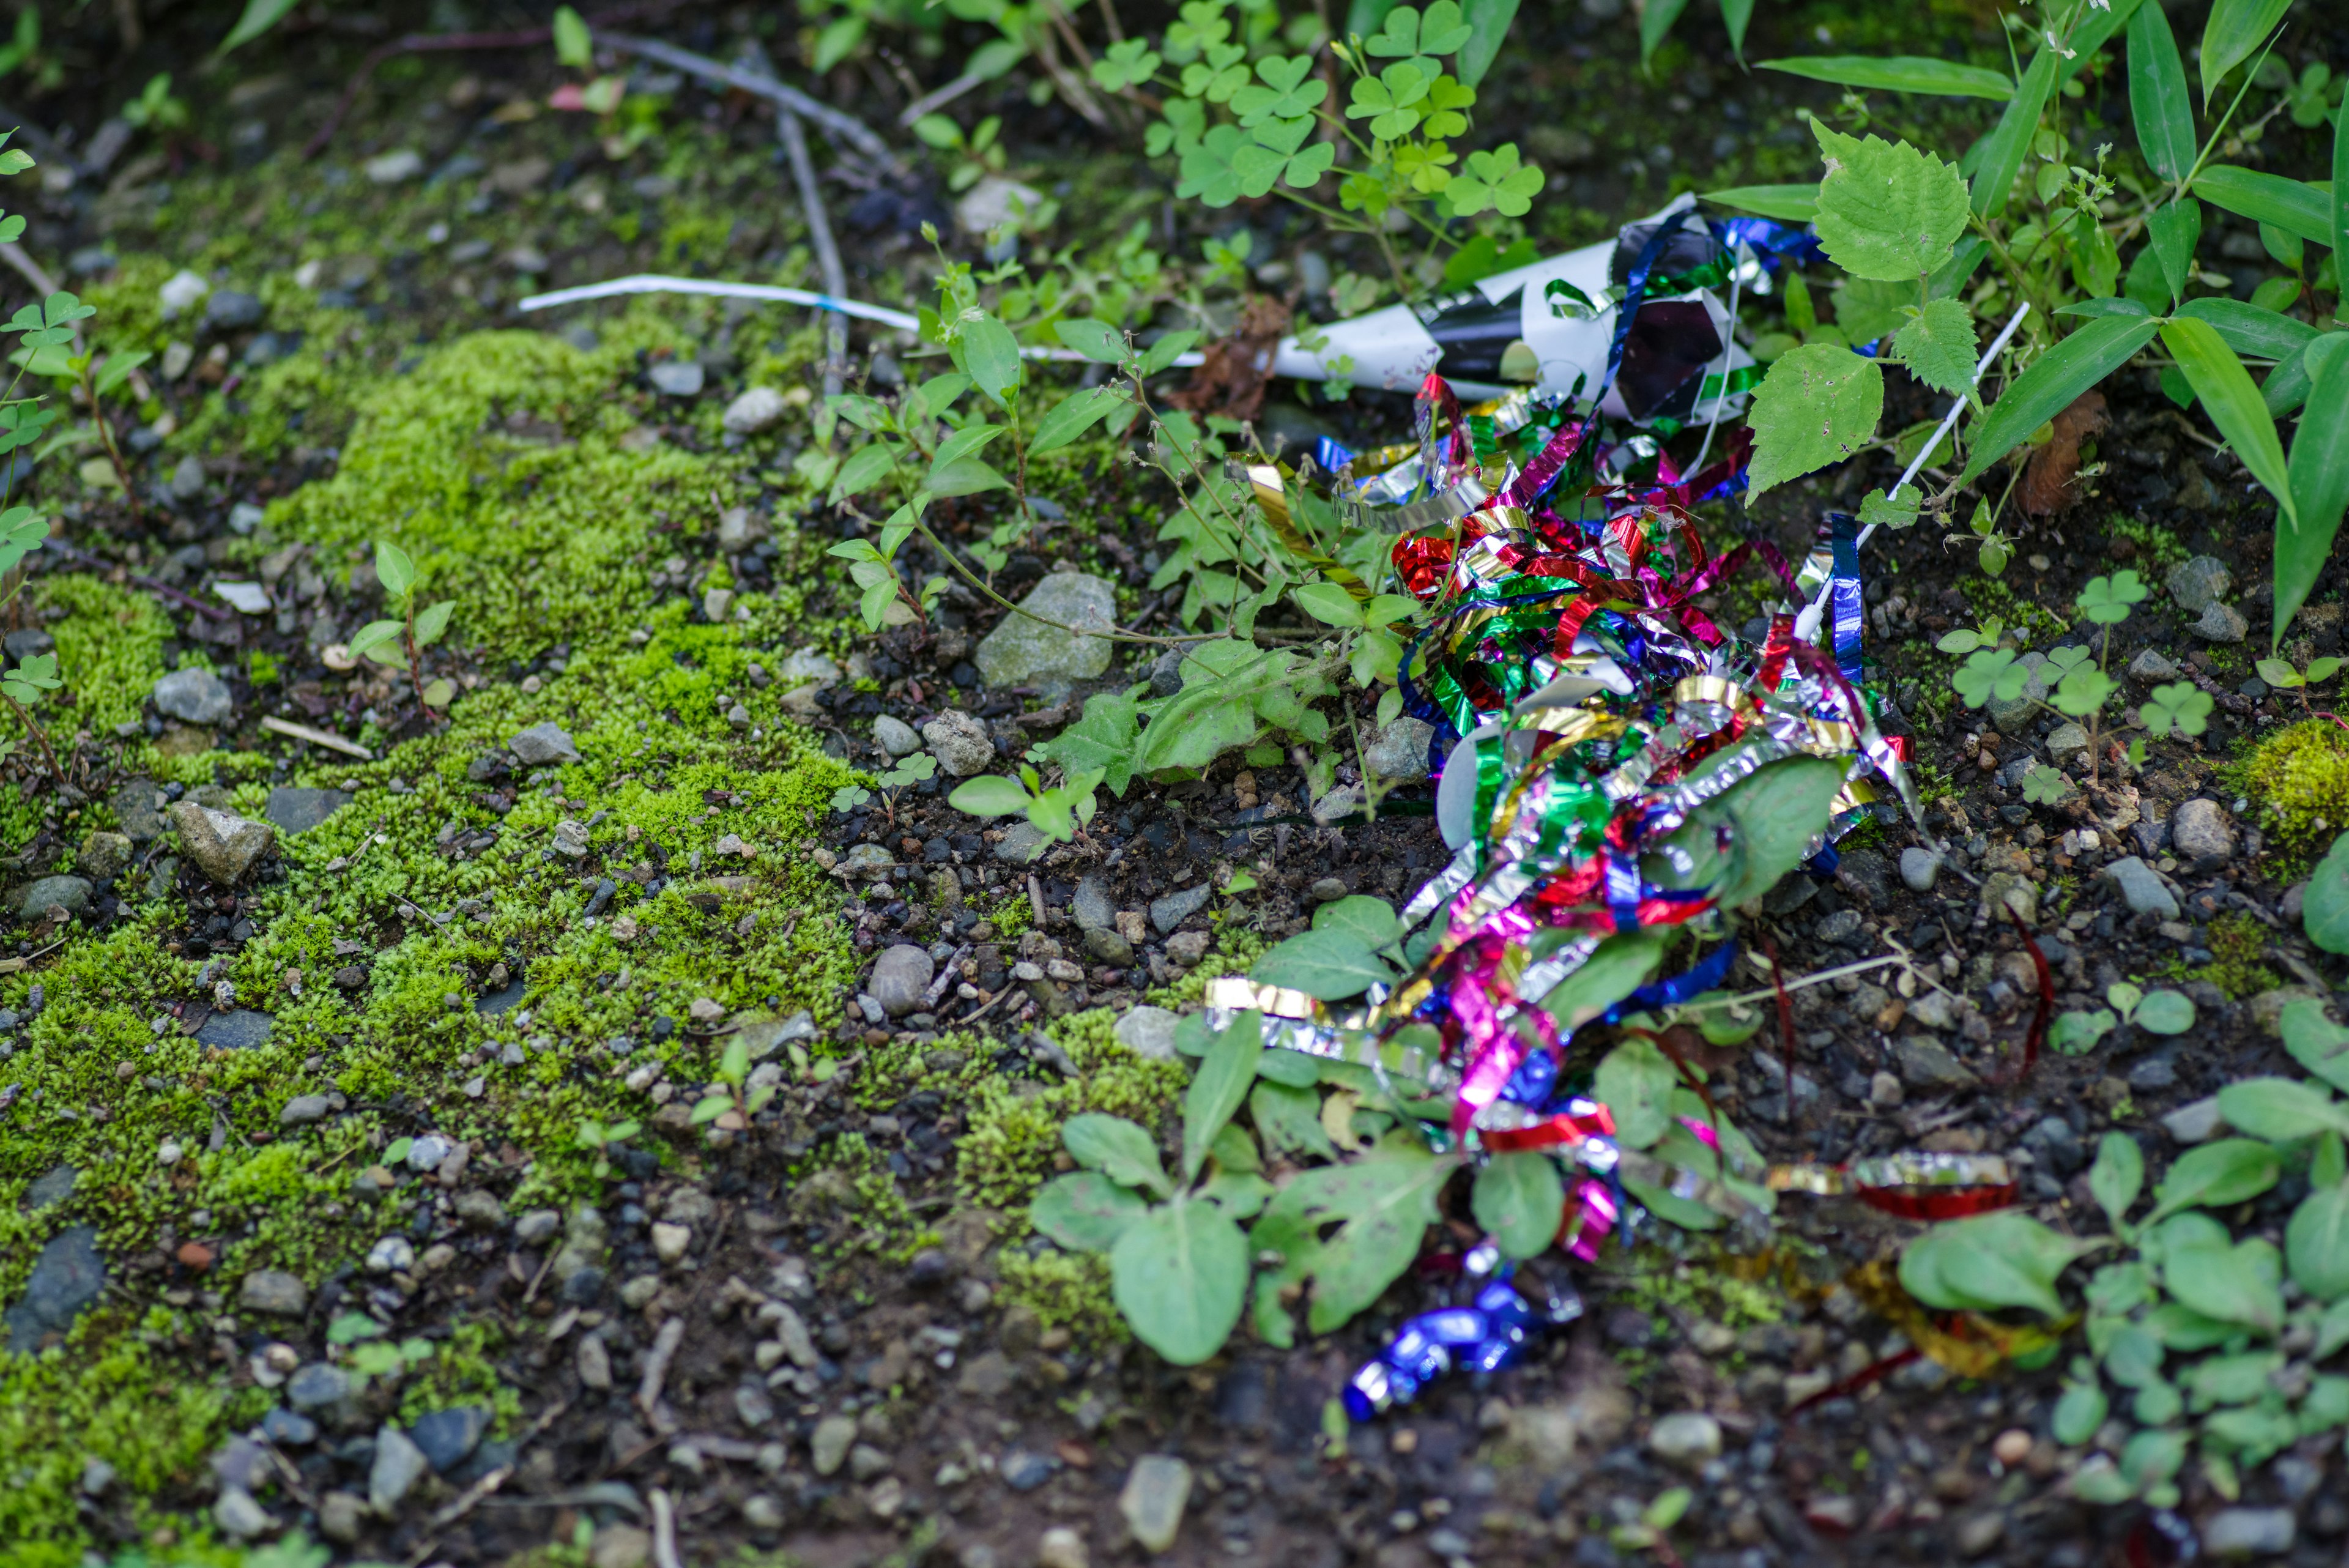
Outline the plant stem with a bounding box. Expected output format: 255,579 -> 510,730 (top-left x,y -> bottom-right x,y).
1,686 -> 64,786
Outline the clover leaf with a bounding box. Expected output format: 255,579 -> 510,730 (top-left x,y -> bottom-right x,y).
2140,681 -> 2213,739
1091,38 -> 1163,92
2020,764 -> 2072,804
1447,143 -> 1542,218
1231,53 -> 1327,125
1176,124 -> 1253,205
1951,647 -> 2028,708
1348,62 -> 1431,140
2052,666 -> 2117,718
2076,570 -> 2150,625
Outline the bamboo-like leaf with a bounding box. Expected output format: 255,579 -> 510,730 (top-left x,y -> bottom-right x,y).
2126,0 -> 2195,184
1700,184 -> 1819,223
1970,42 -> 2057,218
1455,0 -> 1520,86
1638,0 -> 1690,67
2199,0 -> 2291,106
2194,165 -> 2332,247
1959,314 -> 2163,485
2280,338 -> 2349,647
2161,316 -> 2296,530
1717,0 -> 1754,60
1760,55 -> 2011,99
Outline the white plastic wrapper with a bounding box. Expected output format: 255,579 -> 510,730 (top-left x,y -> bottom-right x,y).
1271,195 -> 1756,424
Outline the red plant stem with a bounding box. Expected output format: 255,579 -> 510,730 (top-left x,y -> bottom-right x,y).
1786,1347 -> 1923,1416
2006,906 -> 2052,1085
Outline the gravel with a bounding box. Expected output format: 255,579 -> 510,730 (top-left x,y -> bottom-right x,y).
510,721 -> 581,765
974,571 -> 1117,696
153,667 -> 234,726
870,945 -> 937,1017
1119,1454 -> 1193,1551
1899,847 -> 1940,892
1150,885 -> 1211,934
924,711 -> 996,776
2102,856 -> 2180,918
169,801 -> 276,885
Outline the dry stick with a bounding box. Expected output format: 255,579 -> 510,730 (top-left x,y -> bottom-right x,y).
772,92 -> 850,396
597,32 -> 899,168
637,1313 -> 685,1430
649,1487 -> 686,1568
899,71 -> 989,125
301,1 -> 691,160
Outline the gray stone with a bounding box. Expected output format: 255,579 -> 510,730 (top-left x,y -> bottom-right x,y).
510,721 -> 581,765
1980,870 -> 2038,926
954,174 -> 1045,235
2202,1506 -> 2295,1558
170,800 -> 275,884
279,1094 -> 332,1126
2,627 -> 50,658
25,1164 -> 73,1209
777,648 -> 839,684
410,1405 -> 490,1472
648,360 -> 705,397
715,508 -> 765,550
2171,798 -> 2235,864
154,667 -> 232,726
2128,647 -> 2181,683
1899,847 -> 1941,893
1148,647 -> 1185,697
286,1362 -> 349,1411
1814,908 -> 1863,945
2162,1096 -> 2225,1144
76,831 -> 132,882
214,1486 -> 273,1539
205,289 -> 264,331
515,1209 -> 560,1246
1363,717 -> 1436,781
8,875 -> 92,918
368,1235 -> 415,1274
1835,850 -> 1892,905
1114,1006 -> 1181,1060
737,1382 -> 776,1430
369,1424 -> 429,1512
196,1009 -> 273,1049
1119,1454 -> 1193,1553
264,787 -> 349,834
111,779 -> 168,841
974,572 -> 1117,696
4,1225 -> 105,1351
239,1269 -> 308,1317
923,710 -> 996,777
2044,721 -> 2091,764
1150,884 -> 1211,934
407,1134 -> 455,1172
453,1188 -> 506,1229
1084,927 -> 1134,965
2195,601 -> 2249,642
317,1491 -> 365,1544
1894,1036 -> 1979,1091
2167,556 -> 2232,615
260,1406 -> 317,1446
552,819 -> 590,858
1647,1411 -> 1722,1468
993,822 -> 1047,864
811,1414 -> 857,1476
1987,653 -> 2051,735
1166,931 -> 1210,965
870,945 -> 936,1017
1073,875 -> 1116,934
849,1443 -> 891,1481
79,1457 -> 115,1496
1001,1449 -> 1056,1490
873,715 -> 922,757
723,386 -> 789,434
2103,856 -> 2180,918
1956,1512 -> 2006,1557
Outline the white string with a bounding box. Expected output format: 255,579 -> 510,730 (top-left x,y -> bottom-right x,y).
1687,261 -> 1743,476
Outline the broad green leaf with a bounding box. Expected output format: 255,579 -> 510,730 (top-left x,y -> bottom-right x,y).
1971,42 -> 2057,218
2162,318 -> 2296,530
1891,297 -> 1980,394
1183,1018 -> 1262,1182
1593,1038 -> 1679,1151
1959,314 -> 2163,485
2193,165 -> 2333,247
1810,123 -> 1969,281
2132,989 -> 2195,1035
1454,0 -> 1519,86
2302,839 -> 2349,960
1710,753 -> 1847,910
1062,1112 -> 1173,1197
1029,385 -> 1123,455
946,776 -> 1034,817
1474,1152 -> 1565,1258
1637,0 -> 1688,66
2176,297 -> 2317,362
344,619 -> 404,660
1111,1196 -> 1249,1364
1761,56 -> 2011,100
1312,894 -> 1400,948
1251,1080 -> 1335,1158
2164,1235 -> 2285,1332
2217,1077 -> 2349,1142
2126,0 -> 2195,184
219,0 -> 302,52
374,540 -> 416,600
1746,343 -> 1882,497
2147,198 -> 2202,303
2280,338 -> 2349,647
926,456 -> 1011,497
1252,1140 -> 1454,1332
2054,1381 -> 2109,1446
1858,484 -> 1921,530
1031,1172 -> 1148,1251
1701,184 -> 1819,222
1899,1210 -> 2098,1317
2199,0 -> 2291,106
1291,581 -> 1365,628
2090,1132 -> 2145,1232
960,315 -> 1023,406
1052,318 -> 1126,363
2288,1182 -> 2349,1301
1037,690 -> 1143,797
1249,928 -> 1395,999
410,600 -> 455,644
2146,1138 -> 2283,1225
1523,927 -> 1664,1024
828,441 -> 897,500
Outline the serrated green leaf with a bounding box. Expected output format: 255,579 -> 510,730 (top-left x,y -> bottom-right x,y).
1857,484 -> 1920,530
1810,123 -> 1969,281
1746,342 -> 1882,497
1891,297 -> 1980,394
1252,1140 -> 1455,1333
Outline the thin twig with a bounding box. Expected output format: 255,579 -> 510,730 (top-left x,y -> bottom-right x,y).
649,1487 -> 686,1568
598,32 -> 898,166
899,71 -> 989,125
637,1314 -> 685,1429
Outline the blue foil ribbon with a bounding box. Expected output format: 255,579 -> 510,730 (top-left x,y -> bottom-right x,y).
1344,1276 -> 1586,1420
1826,510 -> 1864,684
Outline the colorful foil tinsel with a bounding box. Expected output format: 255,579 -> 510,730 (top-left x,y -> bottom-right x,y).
1215,204 -> 2019,1417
